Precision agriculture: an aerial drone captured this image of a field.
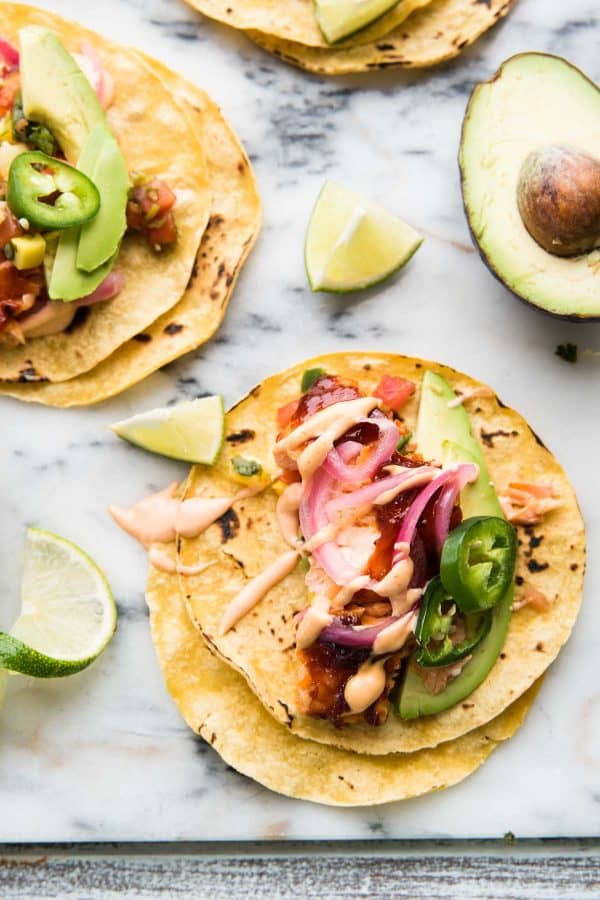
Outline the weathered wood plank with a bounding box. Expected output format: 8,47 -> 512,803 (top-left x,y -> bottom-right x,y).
0,841 -> 599,898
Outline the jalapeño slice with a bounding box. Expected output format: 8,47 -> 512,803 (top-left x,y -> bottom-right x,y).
440,516 -> 517,614
7,151 -> 100,231
414,576 -> 492,668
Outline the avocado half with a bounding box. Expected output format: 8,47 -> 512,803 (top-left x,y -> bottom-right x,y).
459,53 -> 600,320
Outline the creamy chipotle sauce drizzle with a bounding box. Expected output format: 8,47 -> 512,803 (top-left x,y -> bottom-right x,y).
275,482 -> 303,547
296,594 -> 334,650
219,550 -> 300,636
274,396 -> 380,480
148,546 -> 213,577
344,658 -> 388,714
110,484 -> 259,576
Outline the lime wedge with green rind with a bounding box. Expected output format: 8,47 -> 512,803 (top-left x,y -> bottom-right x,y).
110,396 -> 225,464
315,0 -> 401,44
305,180 -> 423,293
1,528 -> 116,678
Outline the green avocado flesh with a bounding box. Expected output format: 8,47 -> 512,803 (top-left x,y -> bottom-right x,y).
49,128 -> 121,301
460,53 -> 600,318
48,229 -> 114,302
77,127 -> 129,272
315,0 -> 400,44
20,26 -> 106,164
20,28 -> 129,299
397,371 -> 513,720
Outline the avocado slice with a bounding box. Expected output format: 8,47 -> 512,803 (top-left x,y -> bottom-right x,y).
77,127 -> 129,272
48,228 -> 115,302
49,129 -> 119,301
460,53 -> 600,319
315,0 -> 401,44
397,371 -> 513,720
20,26 -> 106,164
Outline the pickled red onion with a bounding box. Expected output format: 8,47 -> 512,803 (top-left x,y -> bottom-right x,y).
318,616 -> 397,648
0,38 -> 18,70
299,465 -> 362,586
394,464 -> 478,562
74,42 -> 115,110
323,417 -> 398,483
326,466 -> 438,517
78,272 -> 125,306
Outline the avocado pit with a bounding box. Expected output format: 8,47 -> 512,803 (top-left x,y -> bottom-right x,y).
517,145 -> 600,257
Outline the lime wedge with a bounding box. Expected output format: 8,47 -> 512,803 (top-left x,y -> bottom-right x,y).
0,528 -> 116,678
305,180 -> 423,293
110,396 -> 225,464
315,0 -> 400,43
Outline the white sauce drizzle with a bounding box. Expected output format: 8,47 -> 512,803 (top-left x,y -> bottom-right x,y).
373,467 -> 438,504
275,482 -> 303,547
296,594 -> 334,650
148,546 -> 213,577
331,575 -> 371,611
371,557 -> 414,613
344,658 -> 388,714
109,482 -> 180,547
447,386 -> 494,408
372,610 -> 418,656
274,397 -> 380,480
219,550 -> 300,636
111,484 -> 260,575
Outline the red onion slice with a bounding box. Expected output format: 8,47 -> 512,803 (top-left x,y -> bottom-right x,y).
299,465 -> 362,586
74,42 -> 115,110
318,616 -> 397,648
326,466 -> 438,518
433,474 -> 473,555
394,464 -> 478,563
317,597 -> 421,649
0,37 -> 19,70
323,417 -> 398,484
77,272 -> 125,306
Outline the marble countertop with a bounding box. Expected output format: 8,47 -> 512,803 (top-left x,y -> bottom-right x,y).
2,0 -> 599,842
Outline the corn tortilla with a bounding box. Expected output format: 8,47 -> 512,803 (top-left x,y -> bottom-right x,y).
147,550 -> 541,806
0,60 -> 260,406
175,352 -> 585,755
0,5 -> 211,383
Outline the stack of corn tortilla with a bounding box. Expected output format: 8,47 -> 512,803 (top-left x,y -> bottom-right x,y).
182,0 -> 517,75
0,5 -> 261,408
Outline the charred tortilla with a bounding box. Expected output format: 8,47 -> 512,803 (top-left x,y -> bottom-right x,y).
147,548 -> 541,805
0,58 -> 260,405
183,0 -> 516,75
174,352 -> 584,755
0,5 -> 211,385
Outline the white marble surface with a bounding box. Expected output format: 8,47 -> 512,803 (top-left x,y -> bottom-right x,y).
2,0 -> 599,842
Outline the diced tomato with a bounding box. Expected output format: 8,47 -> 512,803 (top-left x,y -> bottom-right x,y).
276,399 -> 299,429
373,374 -> 415,412
0,69 -> 20,117
127,178 -> 177,247
143,179 -> 176,218
146,212 -> 177,246
0,203 -> 23,247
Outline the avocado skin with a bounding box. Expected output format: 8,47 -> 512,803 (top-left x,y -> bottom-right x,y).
459,52 -> 600,322
462,193 -> 600,323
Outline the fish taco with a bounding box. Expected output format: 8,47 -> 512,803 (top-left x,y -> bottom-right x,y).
183,0 -> 516,75
147,547 -> 541,806
159,353 -> 584,756
0,58 -> 261,407
0,5 -> 211,385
